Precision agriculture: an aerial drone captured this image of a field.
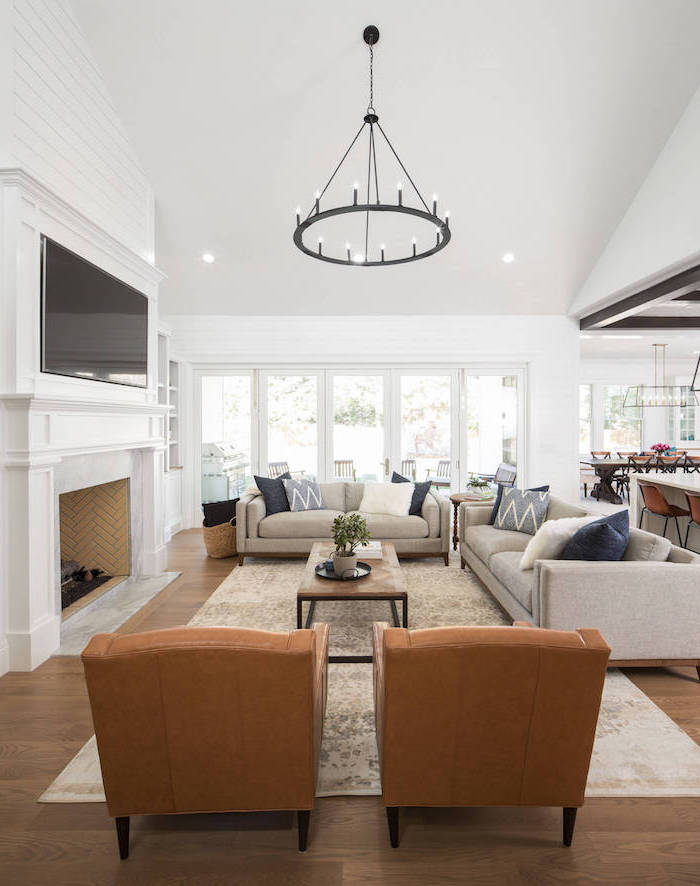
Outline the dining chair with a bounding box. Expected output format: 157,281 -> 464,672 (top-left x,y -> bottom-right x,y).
425,460 -> 451,489
400,459 -> 417,481
628,455 -> 654,473
580,462 -> 597,499
268,461 -> 290,479
334,459 -> 357,481
590,451 -> 611,459
685,455 -> 700,474
684,492 -> 700,551
616,451 -> 639,459
657,455 -> 682,474
638,483 -> 689,546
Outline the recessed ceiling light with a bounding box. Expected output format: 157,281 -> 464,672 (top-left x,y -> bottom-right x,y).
502,252 -> 515,264
202,252 -> 215,263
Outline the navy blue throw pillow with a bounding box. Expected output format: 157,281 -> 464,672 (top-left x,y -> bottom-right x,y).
391,471 -> 431,516
560,510 -> 629,561
488,484 -> 550,525
254,472 -> 292,515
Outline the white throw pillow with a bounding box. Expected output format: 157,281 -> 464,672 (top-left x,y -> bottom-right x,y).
359,481 -> 415,517
519,516 -> 597,570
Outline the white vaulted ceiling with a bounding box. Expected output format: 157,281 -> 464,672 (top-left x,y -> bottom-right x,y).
72,0 -> 700,316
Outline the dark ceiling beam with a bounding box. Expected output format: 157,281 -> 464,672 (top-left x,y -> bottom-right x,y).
579,263 -> 700,329
605,316 -> 700,329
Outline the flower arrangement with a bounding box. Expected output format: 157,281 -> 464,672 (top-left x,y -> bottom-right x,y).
650,443 -> 672,454
467,474 -> 491,490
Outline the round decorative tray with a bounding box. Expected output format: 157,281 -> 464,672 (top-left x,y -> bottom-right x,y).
314,560 -> 372,582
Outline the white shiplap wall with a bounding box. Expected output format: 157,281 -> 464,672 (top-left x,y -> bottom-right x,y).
11,0 -> 153,258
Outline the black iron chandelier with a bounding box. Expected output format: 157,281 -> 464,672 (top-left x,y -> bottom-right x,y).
293,25 -> 451,267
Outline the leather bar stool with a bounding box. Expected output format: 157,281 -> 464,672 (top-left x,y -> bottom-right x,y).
639,483 -> 689,546
684,492 -> 700,552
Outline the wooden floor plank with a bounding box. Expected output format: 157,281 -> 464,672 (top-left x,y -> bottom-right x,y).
0,528 -> 698,885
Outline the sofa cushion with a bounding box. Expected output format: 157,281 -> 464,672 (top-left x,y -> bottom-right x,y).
282,478 -> 325,511
519,516 -> 597,570
359,482 -> 414,517
546,496 -> 591,521
392,471 -> 432,516
560,510 -> 629,561
465,524 -> 530,565
495,488 -> 550,535
489,551 -> 534,613
254,473 -> 292,515
421,493 -> 440,538
319,482 -> 346,512
258,509 -> 343,539
622,527 -> 672,562
344,483 -> 364,512
346,511 -> 429,539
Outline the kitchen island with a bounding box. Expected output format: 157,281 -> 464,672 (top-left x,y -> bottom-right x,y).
630,473 -> 700,551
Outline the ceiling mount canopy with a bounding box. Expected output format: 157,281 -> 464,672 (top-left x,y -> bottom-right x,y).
624,343 -> 696,409
293,25 -> 452,267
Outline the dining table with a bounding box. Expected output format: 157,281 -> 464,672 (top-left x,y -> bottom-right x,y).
580,458 -> 632,505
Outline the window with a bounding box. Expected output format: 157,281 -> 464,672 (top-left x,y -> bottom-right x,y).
331,374 -> 385,481
603,385 -> 641,452
680,396 -> 696,442
465,375 -> 518,476
579,384 -> 592,454
201,375 -> 252,502
400,374 -> 452,485
266,375 -> 318,478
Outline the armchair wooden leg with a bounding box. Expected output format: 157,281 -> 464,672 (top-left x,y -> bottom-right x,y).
386,806 -> 400,848
115,816 -> 129,860
460,555 -> 466,570
443,552 -> 449,566
237,554 -> 245,567
297,810 -> 311,852
563,807 -> 577,847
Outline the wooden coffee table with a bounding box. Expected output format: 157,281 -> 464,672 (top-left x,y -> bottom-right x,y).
296,541 -> 408,663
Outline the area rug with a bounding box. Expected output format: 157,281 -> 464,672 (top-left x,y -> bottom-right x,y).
40,556 -> 700,802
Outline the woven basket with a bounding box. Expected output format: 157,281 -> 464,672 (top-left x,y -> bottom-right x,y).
202,519 -> 237,558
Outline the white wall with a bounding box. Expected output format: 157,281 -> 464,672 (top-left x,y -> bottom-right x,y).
9,0 -> 154,259
166,314 -> 582,519
572,83 -> 700,316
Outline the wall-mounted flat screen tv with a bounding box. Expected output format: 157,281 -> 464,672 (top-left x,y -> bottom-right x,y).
41,236 -> 148,388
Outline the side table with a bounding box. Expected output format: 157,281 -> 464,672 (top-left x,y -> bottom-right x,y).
449,492 -> 496,551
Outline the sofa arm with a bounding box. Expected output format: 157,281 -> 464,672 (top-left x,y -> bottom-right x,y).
533,560 -> 700,660
458,501 -> 492,541
235,494 -> 256,552
437,495 -> 451,551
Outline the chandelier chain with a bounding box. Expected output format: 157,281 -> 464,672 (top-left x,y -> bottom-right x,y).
368,42 -> 374,112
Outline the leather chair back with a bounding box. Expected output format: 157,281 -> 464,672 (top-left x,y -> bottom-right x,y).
640,482 -> 673,515
82,625 -> 328,818
374,624 -> 609,809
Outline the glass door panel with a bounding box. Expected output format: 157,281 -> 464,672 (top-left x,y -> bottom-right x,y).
399,375 -> 452,489
331,374 -> 385,482
201,375 -> 252,502
464,374 -> 519,480
265,374 -> 319,479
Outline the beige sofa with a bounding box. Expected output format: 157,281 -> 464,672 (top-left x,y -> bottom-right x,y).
237,482 -> 451,565
459,495 -> 700,670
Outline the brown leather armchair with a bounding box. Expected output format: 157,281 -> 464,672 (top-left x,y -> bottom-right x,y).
373,621 -> 609,848
82,623 -> 329,858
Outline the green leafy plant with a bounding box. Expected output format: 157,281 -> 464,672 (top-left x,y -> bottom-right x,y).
467,474 -> 490,490
332,513 -> 371,555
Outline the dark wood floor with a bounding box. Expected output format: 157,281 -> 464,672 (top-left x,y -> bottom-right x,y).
1,528 -> 699,885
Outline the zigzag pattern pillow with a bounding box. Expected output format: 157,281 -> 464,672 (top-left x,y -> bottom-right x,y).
282,479 -> 326,512
495,487 -> 550,536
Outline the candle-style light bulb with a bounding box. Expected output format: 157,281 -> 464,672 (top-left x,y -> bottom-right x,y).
346,242 -> 352,261
295,207 -> 301,226
412,236 -> 417,257
315,190 -> 321,214
397,181 -> 403,206
445,210 -> 451,228
380,244 -> 385,262
432,193 -> 438,215
353,182 -> 359,206
317,235 -> 323,256
353,253 -> 364,264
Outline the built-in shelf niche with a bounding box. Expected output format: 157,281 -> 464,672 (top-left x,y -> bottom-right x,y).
157,331 -> 182,471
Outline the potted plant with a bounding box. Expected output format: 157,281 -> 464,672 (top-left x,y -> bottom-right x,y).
465,474 -> 493,496
331,513 -> 371,576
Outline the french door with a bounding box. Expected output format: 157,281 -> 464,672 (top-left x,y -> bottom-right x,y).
196,365 -> 525,509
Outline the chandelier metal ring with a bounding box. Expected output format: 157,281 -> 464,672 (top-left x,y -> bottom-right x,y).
294,204 -> 451,266
293,25 -> 452,268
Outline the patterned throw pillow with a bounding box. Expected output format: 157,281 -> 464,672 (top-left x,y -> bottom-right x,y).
489,484 -> 549,525
494,487 -> 550,536
282,479 -> 326,512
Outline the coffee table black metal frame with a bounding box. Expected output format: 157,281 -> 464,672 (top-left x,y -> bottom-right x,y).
296,594 -> 408,663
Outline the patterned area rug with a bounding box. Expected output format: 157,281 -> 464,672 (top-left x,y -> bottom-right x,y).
40,555 -> 700,802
